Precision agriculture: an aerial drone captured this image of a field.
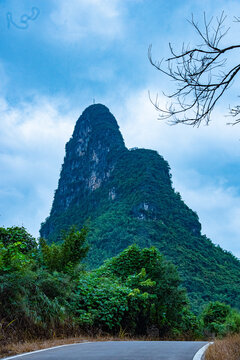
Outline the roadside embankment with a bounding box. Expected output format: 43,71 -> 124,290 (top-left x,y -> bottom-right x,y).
0,337 -> 90,359
205,334 -> 240,360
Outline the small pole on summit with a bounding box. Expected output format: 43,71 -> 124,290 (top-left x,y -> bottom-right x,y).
93,98 -> 95,104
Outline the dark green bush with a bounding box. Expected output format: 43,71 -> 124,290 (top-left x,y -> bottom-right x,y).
0,226 -> 87,341
40,226 -> 89,274
71,245 -> 198,337
0,226 -> 37,254
201,301 -> 240,337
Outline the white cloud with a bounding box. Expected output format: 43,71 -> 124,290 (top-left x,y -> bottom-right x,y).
49,0 -> 125,43
0,95 -> 78,237
115,89 -> 240,161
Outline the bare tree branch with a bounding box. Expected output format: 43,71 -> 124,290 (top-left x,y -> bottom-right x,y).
149,12 -> 240,126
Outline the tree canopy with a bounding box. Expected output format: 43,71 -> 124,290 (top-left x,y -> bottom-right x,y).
1,225 -> 240,348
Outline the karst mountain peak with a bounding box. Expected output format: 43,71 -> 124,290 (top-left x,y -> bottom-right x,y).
40,103 -> 240,311
72,103 -> 125,153
47,103 -> 126,217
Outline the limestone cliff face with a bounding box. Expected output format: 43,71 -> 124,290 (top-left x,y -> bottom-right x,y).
40,103 -> 201,241
50,104 -> 126,216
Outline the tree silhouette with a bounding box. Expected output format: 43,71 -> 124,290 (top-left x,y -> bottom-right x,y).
149,12 -> 240,126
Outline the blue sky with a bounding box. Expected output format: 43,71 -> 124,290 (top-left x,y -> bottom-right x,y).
1,0 -> 240,257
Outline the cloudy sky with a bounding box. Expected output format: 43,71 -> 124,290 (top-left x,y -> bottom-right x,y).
1,0 -> 240,257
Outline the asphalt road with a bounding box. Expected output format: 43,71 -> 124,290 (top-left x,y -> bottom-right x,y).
5,341 -> 208,360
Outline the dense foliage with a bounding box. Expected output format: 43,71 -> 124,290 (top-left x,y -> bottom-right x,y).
0,226 -> 83,342
40,226 -> 89,274
70,245 -> 198,338
1,226 -> 240,346
201,301 -> 240,337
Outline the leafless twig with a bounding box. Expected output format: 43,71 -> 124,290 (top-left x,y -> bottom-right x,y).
149,12 -> 240,126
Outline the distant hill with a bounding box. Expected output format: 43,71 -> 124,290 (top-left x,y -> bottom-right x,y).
40,104 -> 240,312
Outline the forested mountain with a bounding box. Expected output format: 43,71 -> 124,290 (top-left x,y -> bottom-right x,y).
40,104 -> 240,312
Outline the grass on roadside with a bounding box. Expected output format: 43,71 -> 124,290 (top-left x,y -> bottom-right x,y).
0,337 -> 91,359
205,334 -> 240,360
0,335 -> 156,359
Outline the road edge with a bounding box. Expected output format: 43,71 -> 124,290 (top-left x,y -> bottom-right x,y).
1,342 -> 91,360
193,342 -> 213,360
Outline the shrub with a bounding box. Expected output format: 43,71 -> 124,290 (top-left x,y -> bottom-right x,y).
40,226 -> 89,274
0,226 -> 89,342
0,227 -> 37,274
201,301 -> 240,337
71,245 -> 198,337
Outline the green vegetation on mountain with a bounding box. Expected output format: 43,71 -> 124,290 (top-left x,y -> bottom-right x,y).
40,104 -> 240,313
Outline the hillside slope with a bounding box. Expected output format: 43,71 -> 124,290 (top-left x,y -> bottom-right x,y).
40,104 -> 240,311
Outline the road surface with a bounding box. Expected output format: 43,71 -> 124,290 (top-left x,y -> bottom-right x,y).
4,341 -> 208,360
